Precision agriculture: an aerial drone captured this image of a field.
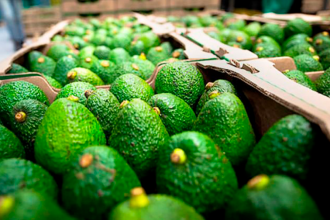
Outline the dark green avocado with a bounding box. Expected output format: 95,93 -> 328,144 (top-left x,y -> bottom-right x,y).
284,18 -> 312,37
146,46 -> 171,65
258,23 -> 284,43
7,64 -> 28,74
93,45 -> 111,60
55,82 -> 97,104
44,75 -> 62,89
284,70 -> 317,91
90,60 -> 117,84
28,52 -> 56,77
46,44 -> 71,62
53,56 -> 79,86
315,67 -> 330,97
109,48 -> 131,65
66,67 -> 104,86
293,54 -> 323,72
319,48 -> 330,70
0,125 -> 25,159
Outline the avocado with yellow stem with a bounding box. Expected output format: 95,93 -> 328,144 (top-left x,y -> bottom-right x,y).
131,54 -> 155,79
93,45 -> 111,60
258,23 -> 284,43
283,44 -> 316,57
254,36 -> 281,50
53,56 -> 79,86
0,125 -> 25,159
315,67 -> 330,97
46,44 -> 72,62
79,55 -> 99,70
284,18 -> 312,37
109,187 -> 204,220
66,67 -> 104,86
109,48 -> 131,65
115,62 -> 147,79
129,40 -> 145,56
282,33 -> 313,52
313,37 -> 330,53
254,43 -> 281,58
90,60 -> 117,84
146,46 -> 171,65
227,30 -> 252,50
171,48 -> 185,60
293,54 -> 323,72
56,82 -> 97,105
28,53 -> 56,77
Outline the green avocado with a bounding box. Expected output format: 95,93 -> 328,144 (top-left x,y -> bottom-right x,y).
111,34 -> 131,50
258,23 -> 284,43
246,114 -> 315,181
196,79 -> 237,115
61,146 -> 141,219
28,52 -> 56,77
34,98 -> 106,174
156,131 -> 238,213
207,31 -> 221,41
293,54 -> 323,72
46,44 -> 71,62
53,56 -> 79,86
110,74 -> 154,103
115,62 -> 146,79
0,125 -> 25,159
315,68 -> 330,97
0,190 -> 74,220
171,48 -> 186,60
79,45 -> 96,58
93,46 -> 111,60
109,187 -> 204,220
43,75 -> 62,89
225,174 -> 323,220
86,89 -> 120,137
282,33 -> 313,52
138,31 -> 160,51
199,15 -> 217,27
155,61 -> 204,107
109,99 -> 169,178
284,18 -> 312,37
90,60 -> 117,84
0,81 -> 49,126
52,34 -> 64,42
218,28 -> 232,43
79,55 -> 99,70
254,36 -> 281,51
0,158 -> 58,198
160,42 -> 173,55
313,31 -> 329,41
146,46 -> 171,65
109,48 -> 131,65
7,63 -> 28,74
227,30 -> 252,50
131,55 -> 155,79
319,48 -> 330,70
91,34 -> 107,47
129,40 -> 145,56
182,15 -> 201,27
227,19 -> 246,30
284,70 -> 317,91
69,36 -> 88,50
55,82 -> 96,105
193,93 -> 256,166
313,37 -> 330,53
243,22 -> 261,37
284,44 -> 316,57
227,41 -> 243,48
148,93 -> 196,135
254,43 -> 281,58
66,67 -> 104,86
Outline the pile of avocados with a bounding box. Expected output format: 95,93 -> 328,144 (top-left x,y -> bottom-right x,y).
0,16 -> 325,220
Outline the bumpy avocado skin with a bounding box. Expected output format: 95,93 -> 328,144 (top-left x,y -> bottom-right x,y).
146,47 -> 171,65
29,53 -> 56,77
67,67 -> 104,86
115,62 -> 146,79
243,22 -> 261,37
254,43 -> 281,58
109,99 -> 169,178
93,46 -> 111,60
148,93 -> 196,135
55,82 -> 96,104
284,70 -> 317,91
225,175 -> 323,220
282,33 -> 312,52
44,75 -> 62,89
227,30 -> 252,49
284,44 -> 316,57
246,115 -> 315,181
109,194 -> 204,220
193,93 -> 256,166
86,90 -> 120,137
293,54 -> 323,72
258,23 -> 284,43
313,37 -> 330,53
0,158 -> 58,198
319,48 -> 330,70
110,74 -> 154,103
156,131 -> 238,213
284,18 -> 312,37
315,68 -> 330,97
109,48 -> 131,65
155,61 -> 204,107
0,81 -> 49,125
79,55 -> 99,70
53,56 -> 79,86
8,63 -> 28,74
0,190 -> 74,220
131,56 -> 155,79
46,44 -> 71,62
61,146 -> 141,219
129,40 -> 145,56
0,125 -> 25,159
34,98 -> 106,174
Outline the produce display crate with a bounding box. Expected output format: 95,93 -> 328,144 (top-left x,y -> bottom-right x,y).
61,0 -> 115,17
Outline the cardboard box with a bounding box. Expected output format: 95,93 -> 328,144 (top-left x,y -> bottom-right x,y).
115,0 -> 169,11
61,0 -> 115,15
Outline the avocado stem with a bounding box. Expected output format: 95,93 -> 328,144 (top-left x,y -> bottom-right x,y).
129,187 -> 149,208
209,90 -> 221,99
84,90 -> 94,99
139,53 -> 147,60
205,82 -> 214,90
101,61 -> 110,68
67,70 -> 77,80
172,51 -> 180,58
153,107 -> 161,116
132,63 -> 139,71
120,100 -> 129,109
15,111 -> 27,123
247,174 -> 270,190
0,196 -> 14,217
155,46 -> 163,52
37,57 -> 45,63
170,148 -> 187,165
79,154 -> 93,168
85,57 -> 92,63
67,95 -> 79,102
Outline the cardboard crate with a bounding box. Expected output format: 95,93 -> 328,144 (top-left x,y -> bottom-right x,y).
61,0 -> 115,15
169,0 -> 220,9
115,0 -> 169,12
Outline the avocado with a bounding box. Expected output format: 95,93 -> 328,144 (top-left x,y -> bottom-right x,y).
0,125 -> 25,159
93,46 -> 111,60
0,81 -> 49,126
254,43 -> 281,58
313,37 -> 330,53
114,62 -> 147,79
193,92 -> 256,166
109,48 -> 131,65
69,36 -> 88,50
227,19 -> 246,30
160,42 -> 173,55
34,98 -> 106,174
258,23 -> 284,43
315,68 -> 330,97
110,74 -> 154,103
109,187 -> 204,220
65,26 -> 85,37
53,56 -> 79,86
43,75 -> 62,89
0,190 -> 74,220
148,93 -> 196,135
111,34 -> 131,50
284,44 -> 316,57
282,33 -> 313,52
52,34 -> 64,42
285,18 -> 312,37
196,79 -> 238,115
284,70 -> 317,91
91,34 -> 107,47
79,45 -> 96,58
28,52 -> 56,77
90,60 -> 117,84
61,146 -> 141,219
146,46 -> 171,65
227,30 -> 252,50
227,41 -> 243,48
319,48 -> 330,70
246,115 -> 315,181
66,67 -> 104,86
155,61 -> 204,107
105,37 -> 114,48
207,31 -> 221,41
7,64 -> 28,74
243,22 -> 261,37
131,55 -> 156,79
129,40 -> 145,56
182,15 -> 201,27
46,44 -> 71,62
255,36 -> 281,50
55,82 -> 96,105
225,174 -> 323,220
138,31 -> 161,51
79,55 -> 99,70
199,15 -> 217,27
109,99 -> 169,178
171,48 -> 186,60
293,54 -> 323,72
156,131 -> 238,213
218,28 -> 232,43
85,89 -> 120,137
0,158 -> 58,198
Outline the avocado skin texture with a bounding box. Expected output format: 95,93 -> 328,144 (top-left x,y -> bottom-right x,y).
319,48 -> 330,70
293,54 -> 323,72
258,23 -> 284,43
79,45 -> 96,58
129,40 -> 145,56
148,93 -> 196,135
62,146 -> 141,219
284,18 -> 312,37
313,37 -> 330,53
44,75 -> 62,89
193,93 -> 256,166
156,131 -> 238,213
284,70 -> 317,91
227,19 -> 246,30
86,90 -> 120,137
0,158 -> 58,198
131,55 -> 155,79
284,43 -> 316,57
67,67 -> 104,86
315,68 -> 330,97
0,190 -> 74,220
115,61 -> 146,79
109,99 -> 169,178
110,74 -> 154,103
90,60 -> 117,84
35,98 -> 106,174
146,47 -> 171,65
56,82 -> 96,104
227,30 -> 252,50
28,52 -> 56,77
246,115 -> 315,181
243,22 -> 261,37
138,31 -> 161,51
160,42 -> 173,55
93,46 -> 111,60
109,194 -> 204,220
8,63 -> 28,74
254,36 -> 281,50
254,43 -> 281,58
0,81 -> 49,126
172,48 -> 186,60
79,55 -> 99,70
109,48 -> 131,65
226,175 -> 323,220
53,56 -> 79,86
196,79 -> 238,115
282,33 -> 312,51
0,125 -> 25,159
112,34 -> 131,50
155,61 -> 204,107
46,44 -> 71,62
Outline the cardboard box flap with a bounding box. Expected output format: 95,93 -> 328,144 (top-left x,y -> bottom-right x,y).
135,13 -> 175,35
262,13 -> 323,22
264,57 -> 297,72
198,59 -> 330,140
